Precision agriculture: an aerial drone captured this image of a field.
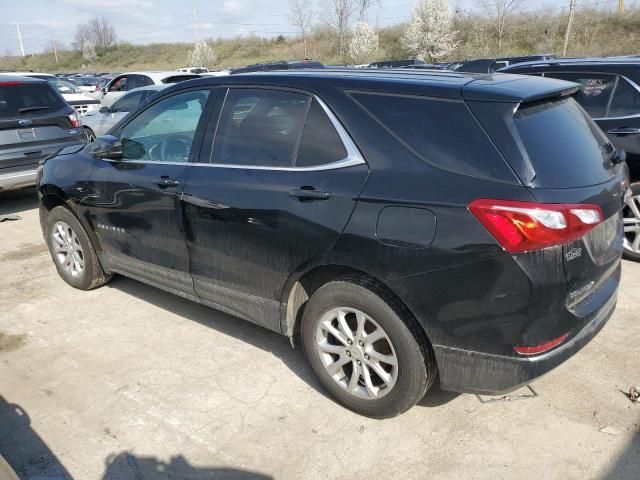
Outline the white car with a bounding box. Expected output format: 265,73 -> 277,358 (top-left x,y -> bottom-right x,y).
99,71 -> 199,107
81,84 -> 168,140
0,72 -> 101,115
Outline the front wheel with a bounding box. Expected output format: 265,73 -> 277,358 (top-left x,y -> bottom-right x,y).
44,206 -> 111,290
301,276 -> 436,418
623,181 -> 640,262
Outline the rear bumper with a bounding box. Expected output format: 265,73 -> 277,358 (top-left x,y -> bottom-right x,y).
435,291 -> 617,394
0,168 -> 37,192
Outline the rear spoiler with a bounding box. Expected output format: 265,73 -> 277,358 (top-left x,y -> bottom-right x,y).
462,74 -> 579,103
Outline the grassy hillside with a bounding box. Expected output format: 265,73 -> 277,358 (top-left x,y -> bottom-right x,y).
2,7 -> 640,73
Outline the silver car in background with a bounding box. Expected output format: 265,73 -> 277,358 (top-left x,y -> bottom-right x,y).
81,84 -> 167,141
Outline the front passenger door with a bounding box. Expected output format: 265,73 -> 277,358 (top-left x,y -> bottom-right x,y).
85,88 -> 215,297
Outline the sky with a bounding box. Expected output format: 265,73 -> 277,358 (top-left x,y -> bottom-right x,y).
0,0 -> 605,56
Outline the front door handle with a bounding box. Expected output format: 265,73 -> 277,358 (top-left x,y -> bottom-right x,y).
289,187 -> 331,201
608,127 -> 640,135
153,176 -> 180,188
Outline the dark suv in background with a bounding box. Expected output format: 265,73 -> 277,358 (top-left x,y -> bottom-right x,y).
501,57 -> 640,261
0,76 -> 84,193
38,70 -> 626,417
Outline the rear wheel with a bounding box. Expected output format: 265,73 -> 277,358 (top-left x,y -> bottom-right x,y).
45,206 -> 111,290
623,181 -> 640,262
301,275 -> 436,418
84,127 -> 96,142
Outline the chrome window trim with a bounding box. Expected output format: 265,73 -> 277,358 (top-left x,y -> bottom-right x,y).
106,90 -> 366,172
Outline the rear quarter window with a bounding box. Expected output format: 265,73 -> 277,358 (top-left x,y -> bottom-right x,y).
513,97 -> 615,188
350,91 -> 516,182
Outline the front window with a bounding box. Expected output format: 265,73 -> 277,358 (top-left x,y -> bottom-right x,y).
119,89 -> 210,162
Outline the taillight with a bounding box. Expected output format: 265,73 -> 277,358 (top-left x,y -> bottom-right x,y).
469,199 -> 603,253
67,113 -> 80,128
514,333 -> 569,356
0,81 -> 22,86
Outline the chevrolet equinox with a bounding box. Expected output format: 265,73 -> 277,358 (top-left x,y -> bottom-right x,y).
38,70 -> 628,418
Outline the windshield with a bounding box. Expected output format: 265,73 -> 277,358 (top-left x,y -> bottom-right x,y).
47,78 -> 80,94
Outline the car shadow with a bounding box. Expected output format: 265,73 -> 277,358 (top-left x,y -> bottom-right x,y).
0,188 -> 39,216
106,276 -> 460,410
101,452 -> 272,480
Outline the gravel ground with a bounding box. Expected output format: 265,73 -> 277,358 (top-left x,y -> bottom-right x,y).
1,188 -> 638,480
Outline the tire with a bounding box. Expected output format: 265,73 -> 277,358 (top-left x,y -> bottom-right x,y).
44,205 -> 111,290
623,181 -> 640,262
301,275 -> 436,418
84,127 -> 96,142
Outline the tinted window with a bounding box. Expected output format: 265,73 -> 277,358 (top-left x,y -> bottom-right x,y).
0,82 -> 65,118
119,90 -> 210,162
352,92 -> 514,181
126,75 -> 152,90
608,78 -> 640,118
212,89 -> 309,167
545,72 -> 615,117
111,91 -> 146,113
109,76 -> 127,92
513,97 -> 614,188
296,99 -> 347,167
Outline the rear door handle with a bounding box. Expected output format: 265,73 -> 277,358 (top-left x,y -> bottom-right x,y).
153,176 -> 180,188
289,187 -> 331,201
607,127 -> 640,135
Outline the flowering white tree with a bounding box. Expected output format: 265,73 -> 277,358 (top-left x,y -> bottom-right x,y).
189,41 -> 218,68
82,41 -> 97,63
349,22 -> 379,63
402,0 -> 457,61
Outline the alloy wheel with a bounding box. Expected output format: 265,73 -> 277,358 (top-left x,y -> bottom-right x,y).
315,307 -> 398,399
51,221 -> 85,278
624,192 -> 640,255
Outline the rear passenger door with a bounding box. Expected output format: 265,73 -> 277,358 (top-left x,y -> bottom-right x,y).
181,87 -> 369,331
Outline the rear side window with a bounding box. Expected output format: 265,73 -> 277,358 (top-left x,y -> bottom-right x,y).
0,82 -> 65,118
544,72 -> 615,118
296,99 -> 347,167
513,97 -> 615,188
212,89 -> 309,167
608,78 -> 640,118
351,92 -> 515,181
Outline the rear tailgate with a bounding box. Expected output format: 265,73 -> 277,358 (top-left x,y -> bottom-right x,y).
0,81 -> 84,170
465,76 -> 627,323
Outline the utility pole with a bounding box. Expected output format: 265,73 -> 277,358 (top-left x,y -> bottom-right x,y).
193,8 -> 198,43
52,36 -> 59,64
563,0 -> 576,57
15,23 -> 25,57
618,0 -> 624,15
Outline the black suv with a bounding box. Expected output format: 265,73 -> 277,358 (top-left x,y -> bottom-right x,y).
501,57 -> 640,261
38,70 -> 627,417
454,54 -> 556,74
0,76 -> 84,193
230,60 -> 324,74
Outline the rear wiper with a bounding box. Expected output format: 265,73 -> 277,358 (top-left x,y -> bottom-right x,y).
18,106 -> 52,113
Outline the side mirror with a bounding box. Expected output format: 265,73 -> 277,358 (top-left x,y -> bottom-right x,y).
99,106 -> 110,114
90,135 -> 122,160
612,148 -> 626,165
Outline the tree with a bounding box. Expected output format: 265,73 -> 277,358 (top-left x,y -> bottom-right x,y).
349,21 -> 378,63
189,41 -> 218,67
72,17 -> 116,53
477,0 -> 522,54
288,0 -> 313,57
403,0 -> 458,61
323,0 -> 356,60
82,41 -> 97,63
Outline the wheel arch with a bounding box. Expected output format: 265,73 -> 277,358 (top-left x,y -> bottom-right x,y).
279,261 -> 436,353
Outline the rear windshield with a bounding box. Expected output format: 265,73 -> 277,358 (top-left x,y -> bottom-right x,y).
513,97 -> 615,188
0,82 -> 65,118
